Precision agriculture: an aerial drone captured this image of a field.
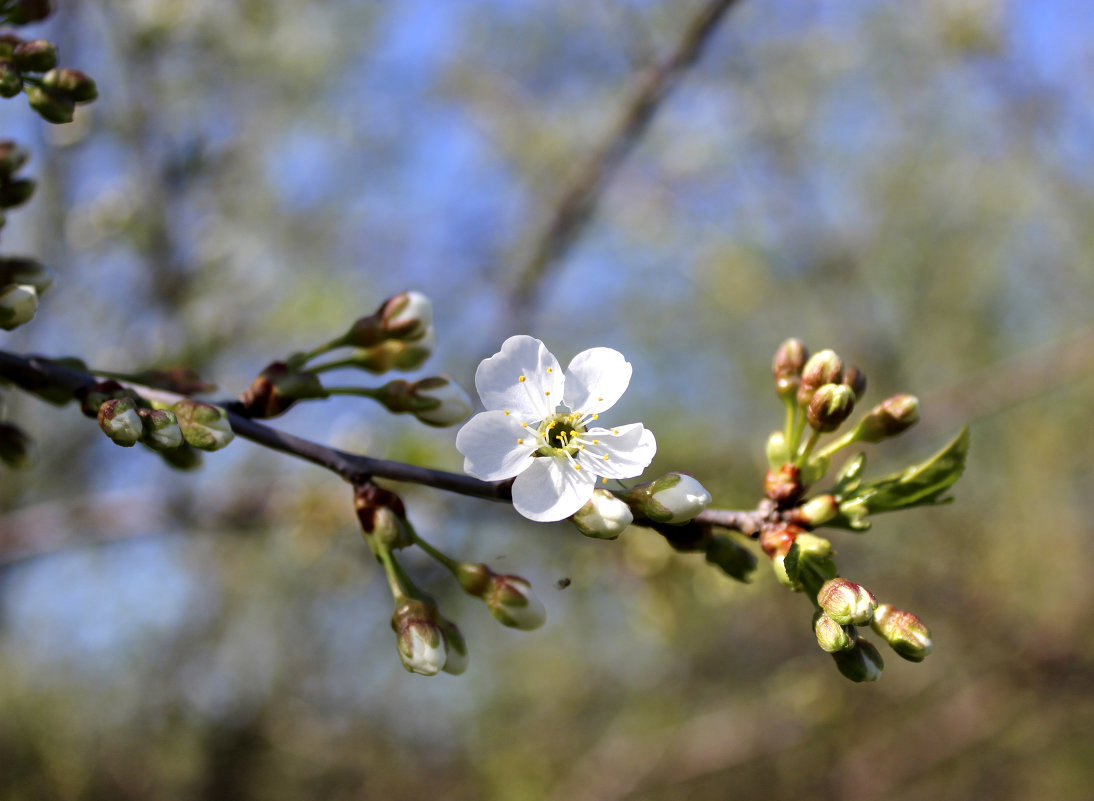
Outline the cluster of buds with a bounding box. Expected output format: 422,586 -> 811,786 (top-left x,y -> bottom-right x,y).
450,560 -> 546,631
0,17 -> 98,125
811,577 -> 933,681
80,381 -> 233,461
236,291 -> 471,427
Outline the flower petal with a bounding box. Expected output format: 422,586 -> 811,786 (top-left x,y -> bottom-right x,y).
455,410 -> 537,481
563,347 -> 632,415
475,335 -> 564,419
576,423 -> 656,479
511,456 -> 597,522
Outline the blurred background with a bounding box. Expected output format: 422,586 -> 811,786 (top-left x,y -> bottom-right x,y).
1,0 -> 1093,799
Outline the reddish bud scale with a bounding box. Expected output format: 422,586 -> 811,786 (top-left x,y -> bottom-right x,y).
759,523 -> 804,559
764,463 -> 804,507
238,361 -> 325,418
353,483 -> 407,533
843,365 -> 867,401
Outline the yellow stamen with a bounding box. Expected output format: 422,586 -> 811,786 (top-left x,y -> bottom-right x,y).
602,454 -> 609,460
612,429 -> 619,435
517,438 -> 524,444
592,414 -> 599,420
592,439 -> 599,445
547,367 -> 553,373
597,396 -> 603,401
573,464 -> 581,470
504,410 -> 510,416
518,376 -> 526,383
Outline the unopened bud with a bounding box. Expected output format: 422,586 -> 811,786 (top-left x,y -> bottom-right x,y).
6,1 -> 54,25
705,533 -> 758,581
799,453 -> 829,487
158,443 -> 203,471
571,489 -> 633,539
391,598 -> 447,676
766,430 -> 790,468
0,421 -> 35,469
814,611 -> 856,653
0,62 -> 21,98
0,177 -> 34,208
817,577 -> 877,626
440,619 -> 468,676
759,523 -> 803,558
12,39 -> 56,72
771,554 -> 801,590
871,603 -> 933,662
237,361 -> 326,418
353,483 -> 412,549
831,638 -> 884,682
138,408 -> 183,451
790,494 -> 839,528
172,399 -> 234,451
773,338 -> 808,402
0,283 -> 37,329
626,472 -> 712,525
807,383 -> 856,433
409,375 -> 472,427
97,397 -> 142,447
0,140 -> 29,175
0,256 -> 53,292
25,85 -> 72,123
78,380 -> 127,417
797,349 -> 843,408
853,394 -> 921,443
484,574 -> 545,631
764,462 -> 803,506
843,364 -> 867,401
380,290 -> 433,341
794,532 -> 832,559
42,68 -> 97,103
341,328 -> 436,373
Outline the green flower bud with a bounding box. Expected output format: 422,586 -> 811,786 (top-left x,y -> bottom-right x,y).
817,577 -> 877,626
0,62 -> 21,98
0,140 -> 29,175
626,472 -> 712,524
408,375 -> 472,427
773,338 -> 808,402
79,380 -> 128,417
852,394 -> 921,443
25,85 -> 72,123
843,364 -> 867,401
571,489 -> 633,540
0,256 -> 53,292
871,603 -> 933,662
440,619 -> 468,676
391,598 -> 448,676
237,361 -> 326,418
797,349 -> 843,408
799,453 -> 829,487
41,68 -> 97,102
12,39 -> 56,72
705,533 -> 758,582
794,532 -> 832,559
807,383 -> 856,433
97,396 -> 142,447
814,611 -> 856,653
0,283 -> 37,329
353,483 -> 412,549
157,442 -> 203,471
765,430 -> 790,469
138,408 -> 183,451
484,574 -> 545,631
791,494 -> 839,528
172,398 -> 234,451
0,421 -> 35,469
0,177 -> 35,209
831,638 -> 884,682
6,1 -> 53,25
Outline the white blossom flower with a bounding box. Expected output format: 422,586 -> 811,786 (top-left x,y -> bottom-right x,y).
456,335 -> 656,522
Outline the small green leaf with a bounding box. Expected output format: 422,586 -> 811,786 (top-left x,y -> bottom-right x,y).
831,452 -> 866,497
784,542 -> 801,583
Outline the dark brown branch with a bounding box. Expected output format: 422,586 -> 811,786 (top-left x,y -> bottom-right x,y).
508,0 -> 743,319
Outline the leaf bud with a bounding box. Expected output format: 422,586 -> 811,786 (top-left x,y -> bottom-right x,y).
765,430 -> 789,469
440,619 -> 468,676
772,338 -> 808,401
870,603 -> 933,662
25,85 -> 72,123
571,489 -> 633,540
391,598 -> 448,676
12,39 -> 55,72
797,349 -> 843,408
852,394 -> 921,443
484,573 -> 546,631
843,364 -> 867,401
408,375 -> 472,427
817,577 -> 877,626
138,408 -> 183,451
97,396 -> 142,447
237,361 -> 326,418
763,462 -> 803,506
759,523 -> 803,558
789,494 -> 839,528
807,383 -> 856,433
814,611 -> 856,653
626,472 -> 712,525
41,68 -> 97,102
0,421 -> 35,469
831,637 -> 884,682
171,398 -> 234,451
0,283 -> 37,329
5,1 -> 53,25
705,533 -> 758,582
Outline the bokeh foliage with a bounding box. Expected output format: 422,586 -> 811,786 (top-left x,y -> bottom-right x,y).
2,1 -> 1093,799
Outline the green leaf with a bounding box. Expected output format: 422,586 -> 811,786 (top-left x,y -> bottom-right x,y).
831,452 -> 866,497
828,427 -> 970,527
